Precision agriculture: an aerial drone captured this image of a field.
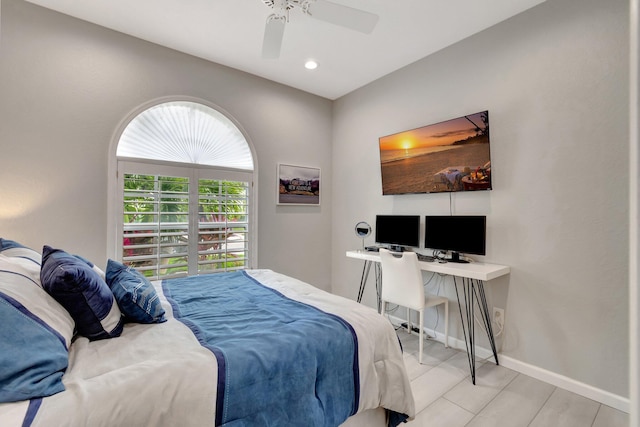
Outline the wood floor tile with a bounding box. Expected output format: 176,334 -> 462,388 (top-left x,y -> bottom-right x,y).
592,404 -> 630,427
444,362 -> 518,414
405,398 -> 474,427
529,388 -> 600,427
400,330 -> 630,427
464,374 -> 555,427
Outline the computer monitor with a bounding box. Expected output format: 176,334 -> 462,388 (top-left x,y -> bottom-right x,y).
424,215 -> 486,263
375,215 -> 420,251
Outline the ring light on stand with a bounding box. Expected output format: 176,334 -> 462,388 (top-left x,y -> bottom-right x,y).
355,221 -> 371,251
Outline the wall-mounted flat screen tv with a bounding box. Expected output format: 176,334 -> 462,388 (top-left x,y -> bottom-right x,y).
379,111 -> 492,195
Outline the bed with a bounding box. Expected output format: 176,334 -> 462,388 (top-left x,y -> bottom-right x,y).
0,239 -> 415,427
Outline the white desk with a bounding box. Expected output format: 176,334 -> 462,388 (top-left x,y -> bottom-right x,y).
346,249 -> 510,384
346,250 -> 510,281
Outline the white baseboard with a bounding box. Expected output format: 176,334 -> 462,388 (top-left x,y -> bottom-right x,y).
386,314 -> 630,413
499,355 -> 629,413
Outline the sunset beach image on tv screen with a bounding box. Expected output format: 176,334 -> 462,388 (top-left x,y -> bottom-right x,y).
379,111 -> 492,195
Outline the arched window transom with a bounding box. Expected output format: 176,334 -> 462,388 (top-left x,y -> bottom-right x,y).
117,101 -> 254,170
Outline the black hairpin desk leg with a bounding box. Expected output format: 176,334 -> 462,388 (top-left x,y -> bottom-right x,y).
356,260 -> 383,313
356,260 -> 372,303
453,276 -> 499,385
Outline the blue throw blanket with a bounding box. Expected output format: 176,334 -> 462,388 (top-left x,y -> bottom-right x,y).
163,271 -> 359,427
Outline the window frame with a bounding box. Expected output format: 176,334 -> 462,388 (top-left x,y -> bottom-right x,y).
107,97 -> 258,272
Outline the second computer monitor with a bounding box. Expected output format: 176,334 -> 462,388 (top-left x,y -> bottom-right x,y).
424,215 -> 486,262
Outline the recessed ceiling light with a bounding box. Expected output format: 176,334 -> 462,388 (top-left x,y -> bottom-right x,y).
304,60 -> 318,70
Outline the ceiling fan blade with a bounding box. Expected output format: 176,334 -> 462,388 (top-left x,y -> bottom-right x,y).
262,15 -> 286,59
307,0 -> 379,34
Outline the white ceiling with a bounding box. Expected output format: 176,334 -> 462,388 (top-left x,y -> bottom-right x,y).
25,0 -> 546,100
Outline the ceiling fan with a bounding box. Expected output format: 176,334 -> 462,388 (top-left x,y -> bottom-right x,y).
260,0 -> 379,59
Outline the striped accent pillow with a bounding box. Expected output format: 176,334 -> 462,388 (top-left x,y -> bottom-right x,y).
40,246 -> 123,341
0,238 -> 42,267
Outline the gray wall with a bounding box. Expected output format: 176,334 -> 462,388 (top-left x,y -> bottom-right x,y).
0,0 -> 631,403
0,0 -> 333,290
331,0 -> 629,397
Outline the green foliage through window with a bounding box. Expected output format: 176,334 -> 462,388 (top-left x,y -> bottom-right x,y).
122,174 -> 249,279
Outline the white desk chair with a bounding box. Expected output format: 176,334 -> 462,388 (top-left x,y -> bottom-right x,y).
379,248 -> 449,364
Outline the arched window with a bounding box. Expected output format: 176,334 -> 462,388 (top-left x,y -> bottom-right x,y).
111,100 -> 256,280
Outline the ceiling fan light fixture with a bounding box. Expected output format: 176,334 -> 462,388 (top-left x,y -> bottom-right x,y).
259,0 -> 378,59
304,60 -> 318,70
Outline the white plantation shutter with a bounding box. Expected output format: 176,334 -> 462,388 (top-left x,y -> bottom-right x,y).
197,179 -> 250,274
122,174 -> 191,279
116,101 -> 255,280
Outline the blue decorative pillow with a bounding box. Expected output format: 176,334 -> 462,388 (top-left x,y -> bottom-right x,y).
0,256 -> 75,402
0,238 -> 41,267
105,259 -> 166,324
40,246 -> 124,341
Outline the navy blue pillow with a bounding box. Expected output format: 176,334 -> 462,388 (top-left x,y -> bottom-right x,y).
40,246 -> 124,341
105,259 -> 166,324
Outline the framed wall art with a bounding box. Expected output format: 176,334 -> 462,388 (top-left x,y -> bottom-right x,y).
277,163 -> 321,206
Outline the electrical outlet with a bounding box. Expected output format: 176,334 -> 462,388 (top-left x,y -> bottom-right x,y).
493,307 -> 505,329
